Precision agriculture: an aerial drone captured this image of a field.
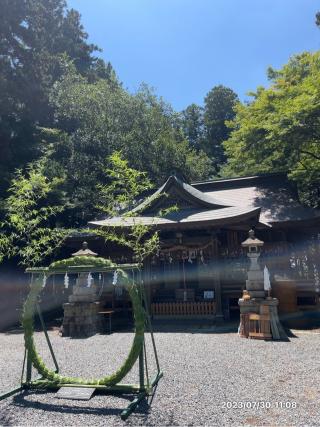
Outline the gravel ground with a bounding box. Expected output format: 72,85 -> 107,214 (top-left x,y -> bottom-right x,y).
0,326 -> 320,426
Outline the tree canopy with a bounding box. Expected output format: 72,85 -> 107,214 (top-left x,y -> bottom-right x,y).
223,51 -> 320,207
181,85 -> 238,174
0,2 -> 319,267
0,0 -> 116,191
0,0 -> 212,231
46,71 -> 211,223
181,104 -> 204,150
203,85 -> 239,170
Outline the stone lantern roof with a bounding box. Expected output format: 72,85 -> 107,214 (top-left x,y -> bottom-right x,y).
241,229 -> 264,248
72,241 -> 98,257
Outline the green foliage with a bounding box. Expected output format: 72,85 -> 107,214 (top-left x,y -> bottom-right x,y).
156,203 -> 180,218
49,256 -> 114,270
181,104 -> 204,149
0,149 -> 160,268
92,152 -> 161,266
203,85 -> 239,172
51,75 -> 210,182
48,74 -> 212,223
97,151 -> 154,216
127,223 -> 160,266
2,0 -> 319,270
181,86 -> 238,174
223,51 -> 320,207
0,0 -> 116,195
94,223 -> 160,268
0,0 -> 213,241
0,160 -> 69,266
149,131 -> 212,183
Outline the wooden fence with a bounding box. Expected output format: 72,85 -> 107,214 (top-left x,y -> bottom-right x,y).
151,301 -> 215,316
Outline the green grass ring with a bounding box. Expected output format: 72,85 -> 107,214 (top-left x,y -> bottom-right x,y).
22,259 -> 145,387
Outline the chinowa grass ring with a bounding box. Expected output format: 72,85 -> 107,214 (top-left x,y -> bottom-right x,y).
22,256 -> 145,386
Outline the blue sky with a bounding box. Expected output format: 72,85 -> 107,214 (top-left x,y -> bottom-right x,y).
68,0 -> 319,111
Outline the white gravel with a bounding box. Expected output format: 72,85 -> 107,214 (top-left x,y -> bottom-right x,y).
1,327 -> 320,426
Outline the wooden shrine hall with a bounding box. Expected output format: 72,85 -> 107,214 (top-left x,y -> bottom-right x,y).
83,173 -> 320,322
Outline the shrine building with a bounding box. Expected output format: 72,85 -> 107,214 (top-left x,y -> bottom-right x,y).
73,173 -> 320,322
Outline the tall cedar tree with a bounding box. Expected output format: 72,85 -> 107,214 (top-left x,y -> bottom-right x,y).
203,85 -> 239,172
181,104 -> 204,150
0,0 -> 114,193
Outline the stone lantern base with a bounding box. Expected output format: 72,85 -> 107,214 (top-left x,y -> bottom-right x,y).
239,297 -> 286,340
61,301 -> 102,337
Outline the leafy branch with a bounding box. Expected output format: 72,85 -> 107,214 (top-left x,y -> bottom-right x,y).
0,159 -> 69,267
92,152 -> 161,266
96,151 -> 154,216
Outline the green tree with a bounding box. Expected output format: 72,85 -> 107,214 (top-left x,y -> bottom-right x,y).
49,73 -> 212,223
181,103 -> 204,149
223,51 -> 320,207
203,85 -> 239,172
0,0 -> 115,193
0,151 -> 159,268
48,70 -> 134,223
150,131 -> 211,184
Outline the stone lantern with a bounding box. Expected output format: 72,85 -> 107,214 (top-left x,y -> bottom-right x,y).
71,241 -> 97,257
62,241 -> 102,337
69,242 -> 98,303
238,230 -> 286,340
241,229 -> 265,299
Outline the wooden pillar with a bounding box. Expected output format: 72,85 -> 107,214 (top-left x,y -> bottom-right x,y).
211,231 -> 224,322
213,264 -> 223,322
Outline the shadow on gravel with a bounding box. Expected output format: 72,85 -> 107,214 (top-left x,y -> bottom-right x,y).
150,320 -> 239,334
285,328 -> 298,338
5,318 -> 62,335
0,409 -> 15,426
11,390 -> 152,419
4,328 -> 24,335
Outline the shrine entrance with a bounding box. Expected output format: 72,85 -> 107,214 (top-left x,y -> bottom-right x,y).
149,235 -> 219,318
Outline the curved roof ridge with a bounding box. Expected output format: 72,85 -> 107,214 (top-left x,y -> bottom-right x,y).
179,178 -> 232,208
131,175 -> 233,214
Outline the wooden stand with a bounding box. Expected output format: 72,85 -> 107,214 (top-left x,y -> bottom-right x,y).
239,298 -> 287,340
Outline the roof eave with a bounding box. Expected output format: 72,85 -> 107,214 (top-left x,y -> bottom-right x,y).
88,207 -> 261,231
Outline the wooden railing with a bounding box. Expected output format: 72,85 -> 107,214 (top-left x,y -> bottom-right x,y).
151,301 -> 215,316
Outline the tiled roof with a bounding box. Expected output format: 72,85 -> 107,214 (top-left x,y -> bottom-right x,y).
89,173 -> 320,230
194,174 -> 320,225
89,206 -> 260,229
